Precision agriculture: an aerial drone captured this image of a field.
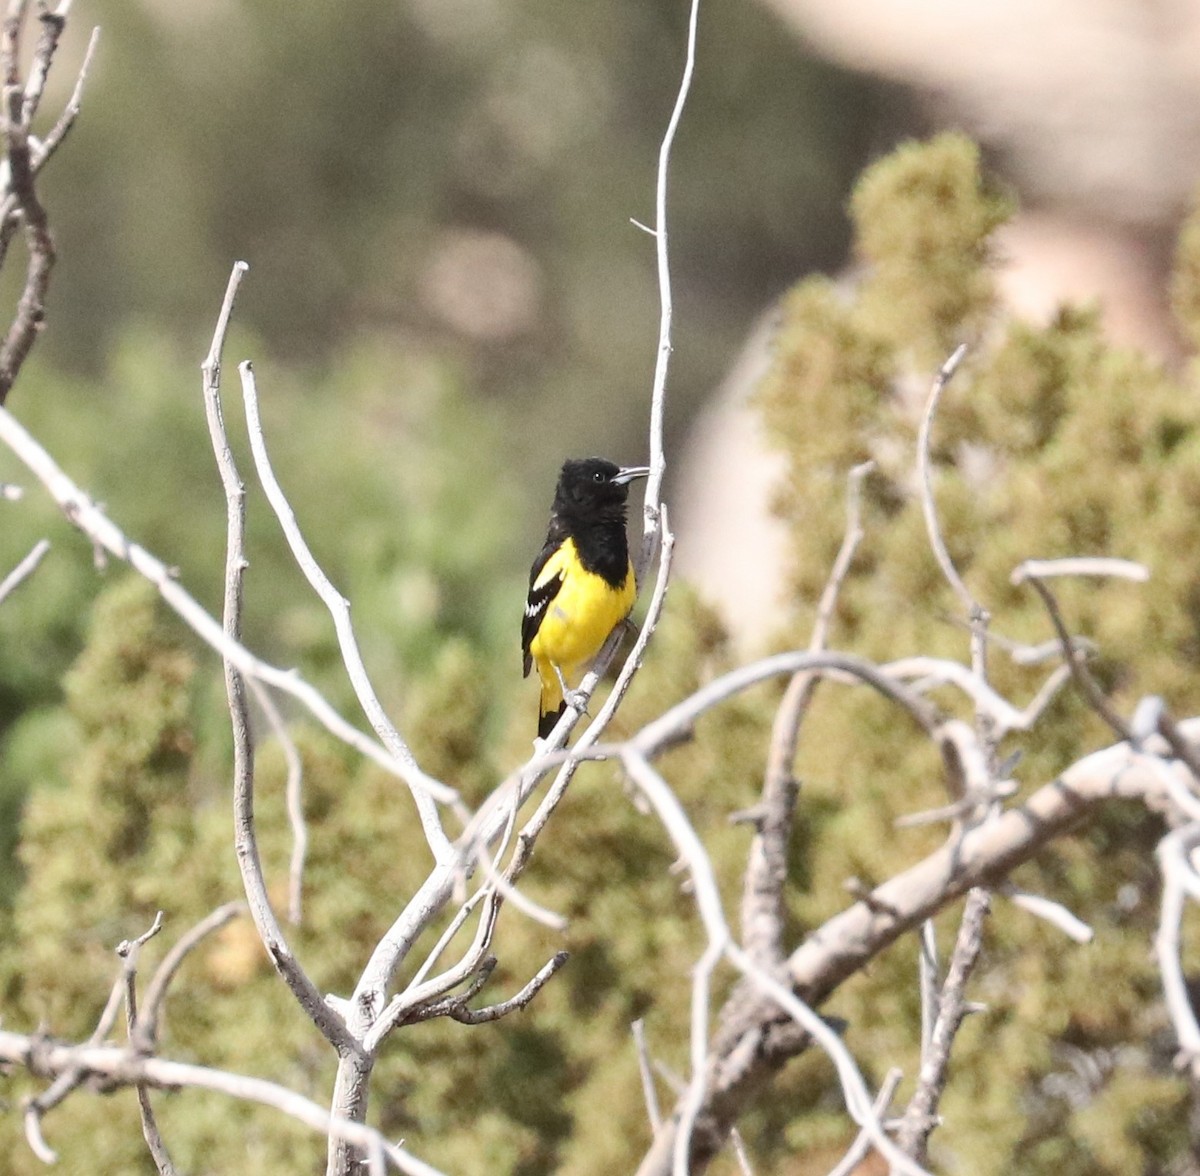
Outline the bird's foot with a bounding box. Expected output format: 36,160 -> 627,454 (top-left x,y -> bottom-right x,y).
564,688 -> 591,716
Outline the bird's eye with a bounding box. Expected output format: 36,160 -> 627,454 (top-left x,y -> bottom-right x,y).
593,470 -> 605,483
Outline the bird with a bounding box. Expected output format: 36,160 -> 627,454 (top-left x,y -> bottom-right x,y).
522,457 -> 650,739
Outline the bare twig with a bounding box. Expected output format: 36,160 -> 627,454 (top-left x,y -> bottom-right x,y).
827,1067 -> 904,1176
21,966 -> 128,1157
621,749 -> 928,1176
447,951 -> 569,1024
895,889 -> 991,1163
743,461 -> 872,964
0,0 -> 58,403
117,913 -> 177,1176
640,0 -> 700,555
0,401 -> 455,802
0,534 -> 47,602
631,649 -> 942,756
916,344 -> 971,612
250,682 -> 307,924
633,1019 -> 663,1132
1155,826 -> 1200,1065
1140,697 -> 1200,784
237,361 -> 458,863
637,723 -> 1200,1175
917,920 -> 938,1058
999,884 -> 1093,943
0,0 -> 54,403
198,262 -> 357,1058
1012,557 -> 1149,583
884,656 -> 1070,736
20,0 -> 67,124
1011,563 -> 1133,742
2,1030 -> 442,1176
136,901 -> 245,1049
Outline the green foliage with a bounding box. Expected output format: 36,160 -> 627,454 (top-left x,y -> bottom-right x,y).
753,133 -> 1200,1173
853,133 -> 1012,364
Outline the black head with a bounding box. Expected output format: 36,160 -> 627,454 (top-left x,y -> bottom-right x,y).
553,457 -> 649,520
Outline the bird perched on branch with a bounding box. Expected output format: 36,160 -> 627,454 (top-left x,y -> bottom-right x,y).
522,457 -> 650,739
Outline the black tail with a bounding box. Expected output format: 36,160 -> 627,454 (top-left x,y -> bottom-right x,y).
538,701 -> 566,739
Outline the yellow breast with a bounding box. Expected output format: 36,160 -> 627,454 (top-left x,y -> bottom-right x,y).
529,537 -> 635,678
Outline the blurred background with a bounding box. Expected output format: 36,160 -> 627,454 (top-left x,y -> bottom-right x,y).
3,0 -> 1193,664
0,0 -> 901,745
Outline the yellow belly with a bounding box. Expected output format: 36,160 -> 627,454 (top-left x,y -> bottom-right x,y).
529,538 -> 635,682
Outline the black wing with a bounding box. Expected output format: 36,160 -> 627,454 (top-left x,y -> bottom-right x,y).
522,525 -> 567,677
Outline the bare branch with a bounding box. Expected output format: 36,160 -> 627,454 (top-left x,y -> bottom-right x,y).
743,460 -> 872,965
20,1 -> 68,125
447,951 -> 569,1025
1156,826 -> 1200,1064
237,360 -> 457,863
1012,557 -> 1149,583
1012,565 -> 1133,742
1,1030 -> 442,1176
117,913 -> 177,1176
632,1019 -> 663,1132
250,682 -> 307,925
637,724 -> 1200,1174
884,656 -> 1070,736
640,0 -> 700,555
0,534 -> 47,603
916,343 -> 971,613
632,650 -> 942,756
895,888 -> 991,1162
21,967 -> 127,1155
0,0 -> 56,404
621,749 -> 926,1176
999,884 -> 1093,944
136,901 -> 245,1049
199,262 -> 358,1058
1138,696 -> 1200,784
0,401 -> 454,801
827,1067 -> 903,1176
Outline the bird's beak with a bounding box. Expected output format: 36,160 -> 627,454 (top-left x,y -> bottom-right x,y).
613,465 -> 651,486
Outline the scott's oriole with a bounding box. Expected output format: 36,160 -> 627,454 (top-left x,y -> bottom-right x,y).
522,457 -> 649,738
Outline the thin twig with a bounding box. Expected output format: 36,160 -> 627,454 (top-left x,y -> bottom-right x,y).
237,361 -> 458,863
632,1019 -> 663,1132
896,889 -> 991,1162
637,722 -> 1200,1174
827,1067 -> 903,1176
0,534 -> 47,602
1012,566 -> 1133,742
249,682 -> 308,924
22,967 -> 128,1155
743,460 -> 871,964
621,749 -> 928,1176
0,0 -> 56,404
2,1030 -> 443,1176
917,920 -> 938,1058
136,901 -> 245,1049
1012,557 -> 1149,583
117,913 -> 176,1176
1000,884 -> 1093,943
0,401 -> 455,802
884,656 -> 1070,736
198,262 -> 356,1058
631,649 -> 942,756
640,0 -> 700,558
916,344 -> 971,612
1156,826 -> 1200,1065
447,951 -> 569,1024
